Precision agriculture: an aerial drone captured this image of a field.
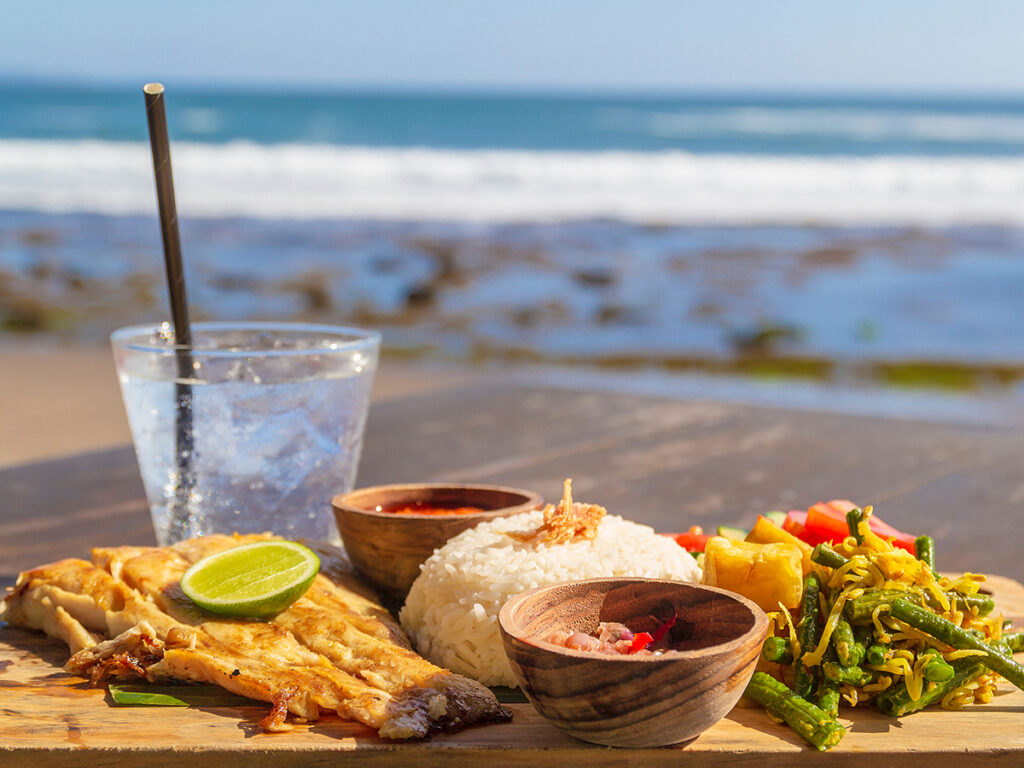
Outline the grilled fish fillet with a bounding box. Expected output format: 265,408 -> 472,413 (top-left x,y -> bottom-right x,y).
1,534 -> 510,739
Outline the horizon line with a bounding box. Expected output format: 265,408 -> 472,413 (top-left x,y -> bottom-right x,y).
2,74 -> 1024,101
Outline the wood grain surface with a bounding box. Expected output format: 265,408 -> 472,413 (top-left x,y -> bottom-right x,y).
2,380 -> 1024,765
2,382 -> 1023,583
2,575 -> 1023,766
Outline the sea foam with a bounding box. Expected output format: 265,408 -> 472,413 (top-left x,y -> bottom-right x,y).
1,139 -> 1023,224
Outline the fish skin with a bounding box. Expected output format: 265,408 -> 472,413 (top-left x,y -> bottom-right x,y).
1,534 -> 510,738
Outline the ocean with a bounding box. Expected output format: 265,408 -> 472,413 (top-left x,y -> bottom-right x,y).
1,83 -> 1022,393
3,86 -> 1024,222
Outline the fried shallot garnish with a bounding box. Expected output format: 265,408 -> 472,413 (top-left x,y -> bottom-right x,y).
509,478 -> 606,545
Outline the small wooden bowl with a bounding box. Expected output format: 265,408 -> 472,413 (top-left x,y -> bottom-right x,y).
332,483 -> 542,600
499,577 -> 768,748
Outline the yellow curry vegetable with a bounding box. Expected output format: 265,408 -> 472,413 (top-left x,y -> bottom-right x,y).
702,536 -> 803,612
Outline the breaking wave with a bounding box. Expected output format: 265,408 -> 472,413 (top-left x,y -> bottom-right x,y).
2,139 -> 1023,224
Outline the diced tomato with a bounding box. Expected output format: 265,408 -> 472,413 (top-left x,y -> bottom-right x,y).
798,500 -> 915,552
671,525 -> 710,553
782,510 -> 831,545
669,502 -> 917,558
673,531 -> 710,553
864,515 -> 916,551
782,510 -> 807,536
797,528 -> 835,547
628,632 -> 653,654
806,501 -> 855,540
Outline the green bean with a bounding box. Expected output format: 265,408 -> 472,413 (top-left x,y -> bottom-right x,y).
888,598 -> 1024,692
866,643 -> 890,666
853,623 -> 874,648
1003,631 -> 1024,653
844,587 -> 992,622
810,543 -> 848,569
762,636 -> 793,664
846,508 -> 865,543
938,591 -> 995,618
875,657 -> 986,717
846,590 -> 922,622
817,646 -> 841,719
794,573 -> 822,698
744,672 -> 845,751
822,661 -> 876,686
922,661 -> 956,683
914,535 -> 936,571
833,619 -> 865,667
920,649 -> 955,683
817,681 -> 841,720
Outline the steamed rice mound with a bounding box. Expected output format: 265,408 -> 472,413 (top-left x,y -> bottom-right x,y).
399,510 -> 701,687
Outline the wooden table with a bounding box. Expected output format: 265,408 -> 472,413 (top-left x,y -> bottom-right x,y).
3,379 -> 1023,582
2,379 -> 1024,766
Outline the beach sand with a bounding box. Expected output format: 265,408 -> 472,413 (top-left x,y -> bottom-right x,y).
0,343 -> 490,468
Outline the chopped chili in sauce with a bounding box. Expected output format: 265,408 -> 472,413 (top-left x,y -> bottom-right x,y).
544,618 -> 676,656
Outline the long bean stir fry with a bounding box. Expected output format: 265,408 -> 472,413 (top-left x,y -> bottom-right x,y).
745,506 -> 1024,751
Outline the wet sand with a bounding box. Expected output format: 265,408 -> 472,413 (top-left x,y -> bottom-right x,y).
0,343 -> 493,467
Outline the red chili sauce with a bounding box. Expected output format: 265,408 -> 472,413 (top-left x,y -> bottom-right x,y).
374,500 -> 487,516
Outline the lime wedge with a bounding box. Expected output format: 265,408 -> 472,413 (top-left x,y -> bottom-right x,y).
180,540 -> 320,618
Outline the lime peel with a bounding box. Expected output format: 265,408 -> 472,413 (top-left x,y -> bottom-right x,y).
180,540 -> 320,618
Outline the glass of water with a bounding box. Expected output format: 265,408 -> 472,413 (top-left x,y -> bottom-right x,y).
111,321 -> 380,546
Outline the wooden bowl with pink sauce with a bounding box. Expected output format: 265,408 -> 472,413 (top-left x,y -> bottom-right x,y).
332,483 -> 543,600
499,577 -> 768,748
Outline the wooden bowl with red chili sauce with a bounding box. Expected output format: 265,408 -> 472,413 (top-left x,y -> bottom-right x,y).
332,483 -> 543,600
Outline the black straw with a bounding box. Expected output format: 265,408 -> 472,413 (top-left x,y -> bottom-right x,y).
144,82 -> 195,542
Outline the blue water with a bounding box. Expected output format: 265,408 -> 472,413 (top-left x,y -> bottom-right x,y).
3,82 -> 1024,155
2,83 -> 1023,385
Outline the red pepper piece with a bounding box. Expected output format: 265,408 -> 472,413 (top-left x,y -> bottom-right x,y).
650,614 -> 678,645
672,532 -> 710,553
628,632 -> 653,654
806,502 -> 854,540
782,510 -> 808,536
783,510 -> 832,545
802,500 -> 916,552
865,515 -> 916,552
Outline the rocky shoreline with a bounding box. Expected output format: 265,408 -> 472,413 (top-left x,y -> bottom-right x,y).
2,212 -> 1022,395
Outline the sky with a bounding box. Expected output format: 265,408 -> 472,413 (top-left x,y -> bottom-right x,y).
2,1 -> 1023,94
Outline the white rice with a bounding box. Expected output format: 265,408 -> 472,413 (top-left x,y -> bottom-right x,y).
398,510 -> 701,687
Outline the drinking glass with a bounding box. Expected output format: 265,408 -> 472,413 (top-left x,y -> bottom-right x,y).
111,321 -> 380,546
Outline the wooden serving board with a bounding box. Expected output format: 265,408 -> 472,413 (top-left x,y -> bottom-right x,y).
2,575 -> 1024,768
